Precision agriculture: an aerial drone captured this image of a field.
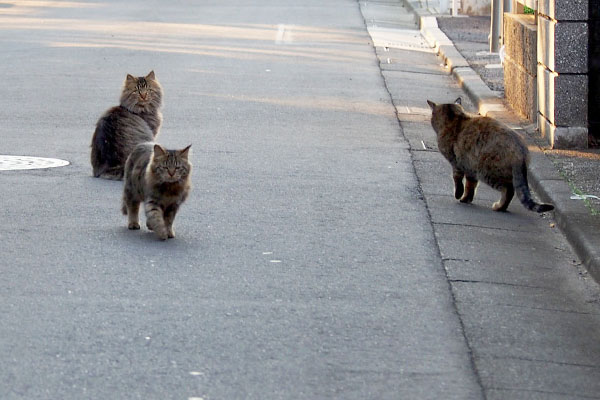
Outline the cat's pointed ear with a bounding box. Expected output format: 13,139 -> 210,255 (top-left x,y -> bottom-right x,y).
126,74 -> 136,83
179,144 -> 192,159
427,100 -> 436,110
454,97 -> 462,105
146,70 -> 156,80
153,144 -> 167,157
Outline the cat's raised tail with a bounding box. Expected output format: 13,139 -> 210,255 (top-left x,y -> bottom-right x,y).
513,161 -> 554,213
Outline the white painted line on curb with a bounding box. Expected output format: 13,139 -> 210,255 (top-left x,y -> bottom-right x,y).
485,63 -> 503,69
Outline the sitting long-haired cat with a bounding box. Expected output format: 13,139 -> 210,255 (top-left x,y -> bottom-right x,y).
122,142 -> 192,240
427,98 -> 554,213
91,71 -> 163,180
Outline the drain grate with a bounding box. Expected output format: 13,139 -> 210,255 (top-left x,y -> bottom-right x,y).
0,155 -> 70,171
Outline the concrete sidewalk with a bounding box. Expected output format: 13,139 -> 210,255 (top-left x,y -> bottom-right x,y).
401,0 -> 600,284
361,1 -> 600,398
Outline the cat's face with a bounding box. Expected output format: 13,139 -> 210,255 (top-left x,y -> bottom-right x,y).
120,70 -> 163,112
150,144 -> 192,183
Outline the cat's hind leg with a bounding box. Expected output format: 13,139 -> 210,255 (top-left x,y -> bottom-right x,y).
492,184 -> 515,212
98,165 -> 124,180
460,177 -> 478,203
122,184 -> 141,229
145,202 -> 169,240
453,170 -> 465,199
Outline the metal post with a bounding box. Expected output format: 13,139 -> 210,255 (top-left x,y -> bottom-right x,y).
501,0 -> 513,45
490,0 -> 502,52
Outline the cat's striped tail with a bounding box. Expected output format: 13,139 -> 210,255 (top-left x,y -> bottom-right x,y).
513,162 -> 554,213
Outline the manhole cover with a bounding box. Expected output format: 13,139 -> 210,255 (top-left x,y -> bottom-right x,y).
0,155 -> 70,171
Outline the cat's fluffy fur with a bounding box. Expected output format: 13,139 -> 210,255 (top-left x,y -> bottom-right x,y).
122,142 -> 192,240
91,71 -> 163,180
427,98 -> 554,213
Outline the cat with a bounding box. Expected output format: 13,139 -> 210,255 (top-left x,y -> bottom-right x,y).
122,142 -> 192,240
427,98 -> 554,213
91,71 -> 163,180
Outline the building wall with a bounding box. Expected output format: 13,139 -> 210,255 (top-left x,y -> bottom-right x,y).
537,0 -> 589,148
504,14 -> 537,121
589,0 -> 600,143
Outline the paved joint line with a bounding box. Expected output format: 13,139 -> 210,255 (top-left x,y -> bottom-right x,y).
361,3 -> 486,396
433,220 -> 530,233
423,205 -> 487,399
381,67 -> 447,76
488,355 -> 600,370
486,387 -> 600,399
449,279 -> 553,290
378,59 -> 487,400
493,302 -> 600,316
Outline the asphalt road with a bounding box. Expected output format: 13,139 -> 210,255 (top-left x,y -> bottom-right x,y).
1,1 -> 600,399
0,1 -> 480,398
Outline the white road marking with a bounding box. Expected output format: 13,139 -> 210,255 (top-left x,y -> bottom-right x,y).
275,24 -> 293,44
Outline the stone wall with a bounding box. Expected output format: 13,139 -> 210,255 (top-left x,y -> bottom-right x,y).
537,0 -> 589,148
503,14 -> 537,121
590,0 -> 600,142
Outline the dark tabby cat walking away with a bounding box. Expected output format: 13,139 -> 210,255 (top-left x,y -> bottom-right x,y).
427,98 -> 554,213
122,143 -> 192,240
91,71 -> 163,180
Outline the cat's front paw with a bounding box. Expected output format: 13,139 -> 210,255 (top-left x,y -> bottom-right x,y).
167,228 -> 175,239
492,201 -> 508,212
459,195 -> 474,204
454,185 -> 464,199
128,222 -> 140,230
155,228 -> 169,241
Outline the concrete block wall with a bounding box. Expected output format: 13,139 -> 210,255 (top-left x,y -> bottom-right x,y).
504,14 -> 537,121
537,66 -> 588,126
538,0 -> 587,22
537,0 -> 589,148
589,0 -> 600,140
